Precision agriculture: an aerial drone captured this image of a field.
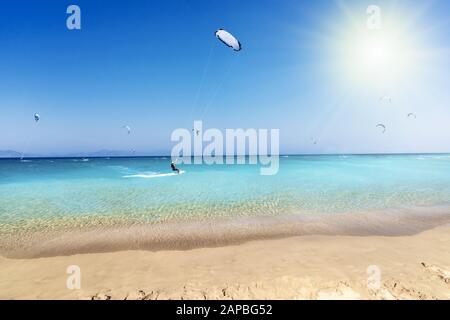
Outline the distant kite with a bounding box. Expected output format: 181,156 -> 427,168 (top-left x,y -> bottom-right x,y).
34,113 -> 40,122
379,96 -> 392,103
122,125 -> 131,135
407,113 -> 416,119
376,124 -> 386,133
215,29 -> 242,51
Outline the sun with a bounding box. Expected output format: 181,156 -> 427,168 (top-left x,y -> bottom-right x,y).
334,26 -> 416,90
320,3 -> 426,92
355,31 -> 409,79
359,37 -> 392,71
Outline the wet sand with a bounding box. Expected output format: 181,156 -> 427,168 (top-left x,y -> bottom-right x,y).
1,205 -> 450,259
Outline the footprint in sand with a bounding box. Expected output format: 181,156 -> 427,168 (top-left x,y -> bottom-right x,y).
384,278 -> 436,300
421,262 -> 450,284
316,282 -> 361,300
91,292 -> 112,300
124,289 -> 162,300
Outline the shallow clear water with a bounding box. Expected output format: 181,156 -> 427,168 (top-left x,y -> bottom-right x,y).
1,154 -> 450,233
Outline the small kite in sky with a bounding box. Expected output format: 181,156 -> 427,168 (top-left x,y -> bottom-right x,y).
376,123 -> 386,133
122,125 -> 131,135
379,96 -> 392,103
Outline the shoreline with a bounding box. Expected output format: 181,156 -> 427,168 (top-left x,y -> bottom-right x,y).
0,225 -> 449,299
1,205 -> 450,259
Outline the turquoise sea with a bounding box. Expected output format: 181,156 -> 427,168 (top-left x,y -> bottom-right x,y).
1,154 -> 450,235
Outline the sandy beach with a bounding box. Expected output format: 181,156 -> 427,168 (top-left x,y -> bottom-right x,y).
0,223 -> 449,300
2,0 -> 450,303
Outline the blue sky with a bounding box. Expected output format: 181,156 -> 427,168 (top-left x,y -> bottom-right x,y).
0,0 -> 449,155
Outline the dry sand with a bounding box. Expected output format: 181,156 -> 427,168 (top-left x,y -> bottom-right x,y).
0,225 -> 449,300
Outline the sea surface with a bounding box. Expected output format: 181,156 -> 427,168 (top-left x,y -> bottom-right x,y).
1,154 -> 450,236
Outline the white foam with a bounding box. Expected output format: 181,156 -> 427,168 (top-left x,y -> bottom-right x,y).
123,170 -> 185,179
108,165 -> 131,172
417,155 -> 450,160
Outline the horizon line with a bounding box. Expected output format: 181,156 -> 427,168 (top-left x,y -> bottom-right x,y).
1,152 -> 450,160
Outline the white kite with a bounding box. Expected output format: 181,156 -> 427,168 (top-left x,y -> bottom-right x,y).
122,125 -> 131,135
376,124 -> 386,133
379,96 -> 392,103
407,113 -> 417,119
215,29 -> 242,51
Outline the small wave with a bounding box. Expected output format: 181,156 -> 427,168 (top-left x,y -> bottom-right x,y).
123,170 -> 185,179
108,165 -> 131,171
417,155 -> 450,160
19,159 -> 32,163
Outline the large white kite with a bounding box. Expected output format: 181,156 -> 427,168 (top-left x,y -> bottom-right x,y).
215,29 -> 242,51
